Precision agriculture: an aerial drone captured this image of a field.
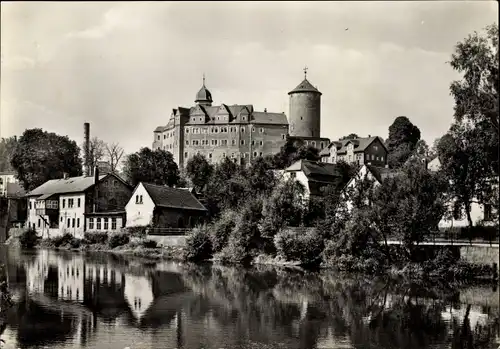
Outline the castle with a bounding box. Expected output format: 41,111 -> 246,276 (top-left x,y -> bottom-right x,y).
153,69 -> 330,167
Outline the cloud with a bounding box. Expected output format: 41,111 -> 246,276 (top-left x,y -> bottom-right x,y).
0,1 -> 497,154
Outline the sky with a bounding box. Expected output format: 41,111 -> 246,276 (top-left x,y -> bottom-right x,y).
1,1 -> 498,155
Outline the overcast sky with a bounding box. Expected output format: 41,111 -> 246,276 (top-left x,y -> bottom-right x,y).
1,1 -> 497,154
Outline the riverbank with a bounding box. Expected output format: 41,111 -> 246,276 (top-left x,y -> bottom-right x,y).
5,229 -> 499,283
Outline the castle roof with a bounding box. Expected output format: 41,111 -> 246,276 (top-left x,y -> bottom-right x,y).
288,78 -> 322,95
141,182 -> 207,212
195,83 -> 213,104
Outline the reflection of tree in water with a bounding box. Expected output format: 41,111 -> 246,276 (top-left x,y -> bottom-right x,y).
181,265 -> 500,349
9,299 -> 76,347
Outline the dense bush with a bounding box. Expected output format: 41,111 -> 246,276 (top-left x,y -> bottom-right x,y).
141,239 -> 158,248
84,232 -> 109,245
274,228 -> 324,266
108,233 -> 130,249
210,210 -> 237,252
183,225 -> 213,262
52,233 -> 74,248
126,226 -> 149,238
19,228 -> 39,249
216,239 -> 249,265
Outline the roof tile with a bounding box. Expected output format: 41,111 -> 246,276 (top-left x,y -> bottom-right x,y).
142,183 -> 207,212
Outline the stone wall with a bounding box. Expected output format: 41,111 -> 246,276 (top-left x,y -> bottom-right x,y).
289,92 -> 321,138
147,235 -> 187,247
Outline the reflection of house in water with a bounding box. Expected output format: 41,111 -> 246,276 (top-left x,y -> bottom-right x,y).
124,273 -> 154,321
58,257 -> 85,302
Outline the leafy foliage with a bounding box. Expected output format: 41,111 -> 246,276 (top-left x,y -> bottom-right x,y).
19,228 -> 39,249
184,225 -> 213,262
11,129 -> 82,191
108,233 -> 130,248
186,154 -> 214,192
124,147 -> 179,187
271,138 -> 321,169
274,228 -> 324,266
386,116 -> 421,168
84,232 -> 109,245
449,24 -> 498,133
0,137 -> 18,172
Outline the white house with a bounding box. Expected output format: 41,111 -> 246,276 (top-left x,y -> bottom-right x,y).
25,169 -> 132,239
58,256 -> 85,302
0,171 -> 19,197
125,182 -> 207,229
282,159 -> 343,200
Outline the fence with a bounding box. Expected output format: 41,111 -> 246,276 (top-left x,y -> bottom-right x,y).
426,226 -> 499,246
147,227 -> 192,236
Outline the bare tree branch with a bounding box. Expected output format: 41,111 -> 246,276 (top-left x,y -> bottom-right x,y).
106,142 -> 125,172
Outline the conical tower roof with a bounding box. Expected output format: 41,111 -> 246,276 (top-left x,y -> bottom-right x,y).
288,78 -> 322,95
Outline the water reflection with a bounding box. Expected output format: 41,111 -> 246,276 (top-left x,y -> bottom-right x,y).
0,247 -> 498,349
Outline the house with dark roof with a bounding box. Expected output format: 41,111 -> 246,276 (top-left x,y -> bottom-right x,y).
283,159 -> 345,198
125,182 -> 208,230
320,136 -> 388,167
25,168 -> 133,238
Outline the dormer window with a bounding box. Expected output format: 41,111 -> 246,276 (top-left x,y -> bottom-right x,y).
242,116 -> 246,121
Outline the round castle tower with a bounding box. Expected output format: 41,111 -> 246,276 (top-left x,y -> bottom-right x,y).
288,68 -> 322,138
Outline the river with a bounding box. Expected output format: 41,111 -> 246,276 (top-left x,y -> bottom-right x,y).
0,247 -> 499,349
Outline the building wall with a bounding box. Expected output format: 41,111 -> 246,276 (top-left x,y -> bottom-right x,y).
281,172 -> 311,199
0,174 -> 17,197
95,176 -> 132,212
289,92 -> 321,138
86,216 -> 124,232
362,138 -> 388,167
153,207 -> 205,229
59,193 -> 86,238
439,200 -> 496,228
125,183 -> 156,228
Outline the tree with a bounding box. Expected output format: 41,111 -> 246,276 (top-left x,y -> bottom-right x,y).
0,137 -> 18,172
185,154 -> 214,192
106,142 -> 124,172
437,124 -> 494,227
11,129 -> 82,191
449,24 -> 498,133
271,138 -> 321,169
386,116 -> 421,168
124,147 -> 179,187
340,133 -> 359,140
245,156 -> 277,194
82,137 -> 106,172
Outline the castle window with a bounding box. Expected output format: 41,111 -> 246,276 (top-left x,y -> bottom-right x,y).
260,152 -> 263,156
184,152 -> 188,158
241,140 -> 245,145
157,135 -> 160,140
72,218 -> 75,228
232,139 -> 236,145
222,153 -> 226,158
259,141 -> 263,146
241,127 -> 245,133
312,141 -> 316,147
242,116 -> 246,121
282,134 -> 286,140
77,218 -> 80,228
260,128 -> 264,133
252,127 -> 255,132
163,135 -> 166,139
221,140 -> 228,145
231,153 -> 235,158
253,152 -> 258,157
252,140 -> 255,146
200,118 -> 202,121
185,128 -> 189,133
186,140 -> 189,145
209,153 -> 212,159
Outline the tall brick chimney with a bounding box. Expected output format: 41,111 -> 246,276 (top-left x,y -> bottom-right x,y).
83,123 -> 90,177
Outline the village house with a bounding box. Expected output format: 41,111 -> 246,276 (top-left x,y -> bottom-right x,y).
282,159 -> 345,200
5,182 -> 27,229
320,136 -> 388,167
125,182 -> 208,230
25,167 -> 133,239
0,171 -> 19,197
